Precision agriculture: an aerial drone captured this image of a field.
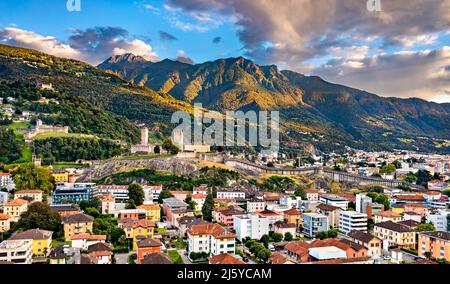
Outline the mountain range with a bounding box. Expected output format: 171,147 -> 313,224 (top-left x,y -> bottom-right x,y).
0,43 -> 449,153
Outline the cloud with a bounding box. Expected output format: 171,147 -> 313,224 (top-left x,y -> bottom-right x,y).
0,26 -> 159,65
175,50 -> 194,64
143,4 -> 160,13
159,30 -> 178,41
212,36 -> 221,44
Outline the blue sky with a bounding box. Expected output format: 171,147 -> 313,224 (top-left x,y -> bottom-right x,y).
0,0 -> 449,102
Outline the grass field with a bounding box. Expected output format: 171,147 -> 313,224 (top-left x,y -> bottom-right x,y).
33,132 -> 96,140
167,250 -> 184,264
6,122 -> 33,164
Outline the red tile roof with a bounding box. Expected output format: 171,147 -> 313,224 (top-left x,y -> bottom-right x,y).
4,199 -> 27,206
0,214 -> 11,220
209,253 -> 245,265
188,223 -> 236,239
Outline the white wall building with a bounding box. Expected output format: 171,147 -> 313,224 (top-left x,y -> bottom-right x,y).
0,239 -> 33,264
0,173 -> 15,191
233,214 -> 270,241
187,224 -> 236,256
247,200 -> 266,213
426,210 -> 450,232
217,190 -> 246,200
339,211 -> 368,234
320,195 -> 349,210
143,185 -> 163,203
356,193 -> 372,214
94,185 -> 128,203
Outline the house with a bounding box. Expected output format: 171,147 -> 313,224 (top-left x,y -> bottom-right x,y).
284,242 -> 310,263
71,234 -> 107,251
247,199 -> 266,213
274,222 -> 296,237
51,170 -> 69,183
62,213 -> 95,240
137,204 -> 161,222
403,204 -> 429,218
3,199 -> 28,222
0,172 -> 15,191
338,211 -> 367,234
310,238 -> 369,259
217,189 -> 246,200
0,239 -> 33,264
120,219 -> 155,250
355,193 -> 372,214
216,208 -> 245,228
367,203 -> 385,220
9,229 -> 53,257
0,214 -> 12,233
118,209 -> 147,220
283,208 -> 303,228
427,180 -> 447,191
141,252 -> 173,264
49,245 -> 81,264
426,209 -> 450,232
256,210 -> 284,230
171,190 -> 192,202
191,194 -> 207,211
13,190 -> 43,203
302,212 -> 329,238
142,185 -> 163,203
178,216 -> 209,237
99,194 -> 115,215
136,237 -> 162,264
233,214 -> 270,241
373,221 -> 416,249
316,203 -> 341,228
50,204 -> 81,217
87,243 -> 113,264
395,194 -> 426,204
193,185 -> 209,195
418,231 -> 450,262
209,253 -> 245,264
347,230 -> 382,257
403,212 -> 422,223
268,252 -> 295,264
319,194 -> 349,210
397,220 -> 421,231
162,198 -> 192,226
187,223 -> 236,256
80,254 -> 98,264
305,189 -> 319,201
94,185 -> 129,203
374,211 -> 402,223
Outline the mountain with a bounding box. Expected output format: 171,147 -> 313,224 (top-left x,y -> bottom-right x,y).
99,54 -> 450,153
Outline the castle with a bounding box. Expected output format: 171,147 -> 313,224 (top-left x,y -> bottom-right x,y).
24,120 -> 69,141
130,128 -> 158,154
172,129 -> 211,153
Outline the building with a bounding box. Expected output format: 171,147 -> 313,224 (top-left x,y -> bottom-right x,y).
274,222 -> 296,237
404,204 -> 429,218
428,180 -> 448,191
374,211 -> 402,223
50,204 -> 80,217
216,189 -> 246,200
9,229 -> 53,258
87,243 -> 113,264
0,239 -> 33,264
162,198 -> 194,226
215,208 -> 245,229
53,183 -> 95,204
426,210 -> 450,232
71,234 -> 107,251
418,231 -> 450,261
141,252 -> 173,264
131,128 -> 158,154
319,194 -> 349,210
209,253 -> 245,265
316,203 -> 341,229
62,213 -> 95,240
118,209 -> 147,220
143,185 -> 163,202
187,223 -> 236,256
136,237 -> 162,264
51,170 -> 69,183
137,204 -> 161,222
302,212 -> 329,238
355,193 -> 372,214
25,119 -> 69,140
374,221 -> 416,249
339,211 -> 367,234
193,185 -> 209,195
347,230 -> 382,257
0,172 -> 15,191
247,199 -> 266,213
305,190 -> 319,201
367,203 -> 385,220
191,194 -> 207,211
99,194 -> 115,215
120,219 -> 155,250
171,190 -> 192,202
3,199 -> 28,222
49,245 -> 81,265
94,185 -> 129,203
403,212 -> 422,223
0,191 -> 8,206
283,208 -> 303,228
256,210 -> 284,231
178,217 -> 209,237
233,214 -> 270,241
0,214 -> 12,233
14,190 -> 43,203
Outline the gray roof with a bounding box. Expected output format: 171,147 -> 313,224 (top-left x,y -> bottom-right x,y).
62,213 -> 94,224
9,229 -> 53,240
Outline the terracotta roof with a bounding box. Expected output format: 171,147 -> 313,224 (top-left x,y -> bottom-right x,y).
9,229 -> 53,240
14,190 -> 43,195
80,254 -> 98,264
137,204 -> 160,211
141,252 -> 173,264
137,237 -> 162,248
256,210 -> 280,217
396,195 -> 426,202
285,242 -> 309,258
192,194 -> 207,199
70,234 -> 107,241
4,199 -> 27,206
209,253 -> 245,265
188,223 -> 236,239
311,256 -> 372,264
404,203 -> 427,208
284,208 -> 302,216
376,211 -> 401,218
88,242 -> 112,254
98,194 -> 115,202
269,252 -> 291,264
0,214 -> 12,220
132,219 -> 155,229
348,230 -> 379,243
62,213 -> 94,224
317,203 -> 341,212
338,239 -> 365,251
275,222 -> 296,229
375,221 -> 414,233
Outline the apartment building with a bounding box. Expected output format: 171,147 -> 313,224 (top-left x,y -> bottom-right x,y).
187,223 -> 236,256
233,214 -> 270,241
339,211 -> 367,234
0,239 -> 33,264
302,212 -> 329,238
418,231 -> 450,261
373,221 -> 416,249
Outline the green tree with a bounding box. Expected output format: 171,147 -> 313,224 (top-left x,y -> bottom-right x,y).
185,195 -> 197,211
380,164 -> 396,174
12,163 -> 54,194
0,127 -> 23,163
162,138 -> 179,155
417,170 -> 433,187
16,202 -> 63,238
158,190 -> 174,204
256,248 -> 272,264
202,193 -> 214,222
85,207 -> 100,218
284,232 -> 293,242
271,233 -> 283,243
128,183 -> 144,206
416,223 -> 436,232
260,235 -> 271,248
375,194 -> 390,210
294,185 -> 306,200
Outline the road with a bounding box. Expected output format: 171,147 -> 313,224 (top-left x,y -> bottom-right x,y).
115,252 -> 132,264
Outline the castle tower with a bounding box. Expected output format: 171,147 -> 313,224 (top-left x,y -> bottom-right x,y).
36,119 -> 43,128
141,128 -> 149,146
172,129 -> 184,151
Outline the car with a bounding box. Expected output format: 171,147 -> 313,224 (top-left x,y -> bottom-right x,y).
243,257 -> 249,263
383,256 -> 391,260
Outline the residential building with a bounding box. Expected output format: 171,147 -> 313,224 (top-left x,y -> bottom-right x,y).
403,212 -> 422,223
418,231 -> 450,261
142,185 -> 163,203
316,203 -> 341,228
137,204 -> 161,222
428,180 -> 448,191
426,210 -> 450,232
283,208 -> 303,228
162,198 -> 193,226
373,221 -> 416,249
120,219 -> 155,250
3,199 -> 28,222
256,210 -> 284,231
216,189 -> 246,200
62,213 -> 95,240
367,203 -> 385,220
374,211 -> 402,223
178,216 -> 209,237
53,183 -> 95,204
305,190 -> 319,201
319,194 -> 349,210
71,234 -> 107,251
347,230 -> 382,257
99,194 -> 115,215
0,191 -> 8,206
50,204 -> 80,217
404,204 -> 429,218
233,214 -> 270,241
302,212 -> 329,238
339,211 -> 367,234
118,209 -> 147,220
193,185 -> 209,195
356,193 -> 372,214
141,252 -> 173,264
187,223 -> 236,256
171,190 -> 191,202
268,252 -> 296,264
136,237 -> 162,264
274,222 -> 296,237
216,208 -> 245,229
88,243 -> 113,264
51,170 -> 69,183
247,199 -> 266,213
49,245 -> 81,265
0,239 -> 33,264
0,172 -> 15,191
191,193 -> 207,211
209,253 -> 245,264
94,185 -> 129,203
9,229 -> 53,257
0,214 -> 12,233
14,190 -> 43,203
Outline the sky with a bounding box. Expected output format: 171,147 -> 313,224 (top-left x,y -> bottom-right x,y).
0,0 -> 449,103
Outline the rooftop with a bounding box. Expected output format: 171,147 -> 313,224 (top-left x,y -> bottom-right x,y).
141,252 -> 173,264
9,229 -> 53,241
375,221 -> 414,233
62,213 -> 94,224
209,253 -> 245,265
188,223 -> 236,239
420,231 -> 450,241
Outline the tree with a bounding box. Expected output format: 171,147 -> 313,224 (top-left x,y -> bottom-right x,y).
202,193 -> 214,222
85,207 -> 100,218
256,248 -> 272,264
0,127 -> 23,164
185,195 -> 197,211
271,233 -> 283,243
348,201 -> 356,210
158,190 -> 174,204
294,185 -> 306,200
162,138 -> 179,155
260,235 -> 271,248
375,194 -> 390,210
128,183 -> 144,206
380,164 -> 396,174
417,170 -> 433,187
12,163 -> 55,194
284,232 -> 293,242
416,223 -> 436,232
16,202 -> 63,238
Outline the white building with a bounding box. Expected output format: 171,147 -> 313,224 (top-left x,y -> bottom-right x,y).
320,195 -> 349,210
192,194 -> 207,211
426,210 -> 450,232
143,185 -> 163,203
187,223 -> 236,256
356,193 -> 372,214
233,214 -> 270,241
0,239 -> 33,264
302,212 -> 329,238
0,173 -> 15,191
247,200 -> 266,213
0,191 -> 8,206
217,190 -> 246,200
339,211 -> 368,234
94,185 -> 128,203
